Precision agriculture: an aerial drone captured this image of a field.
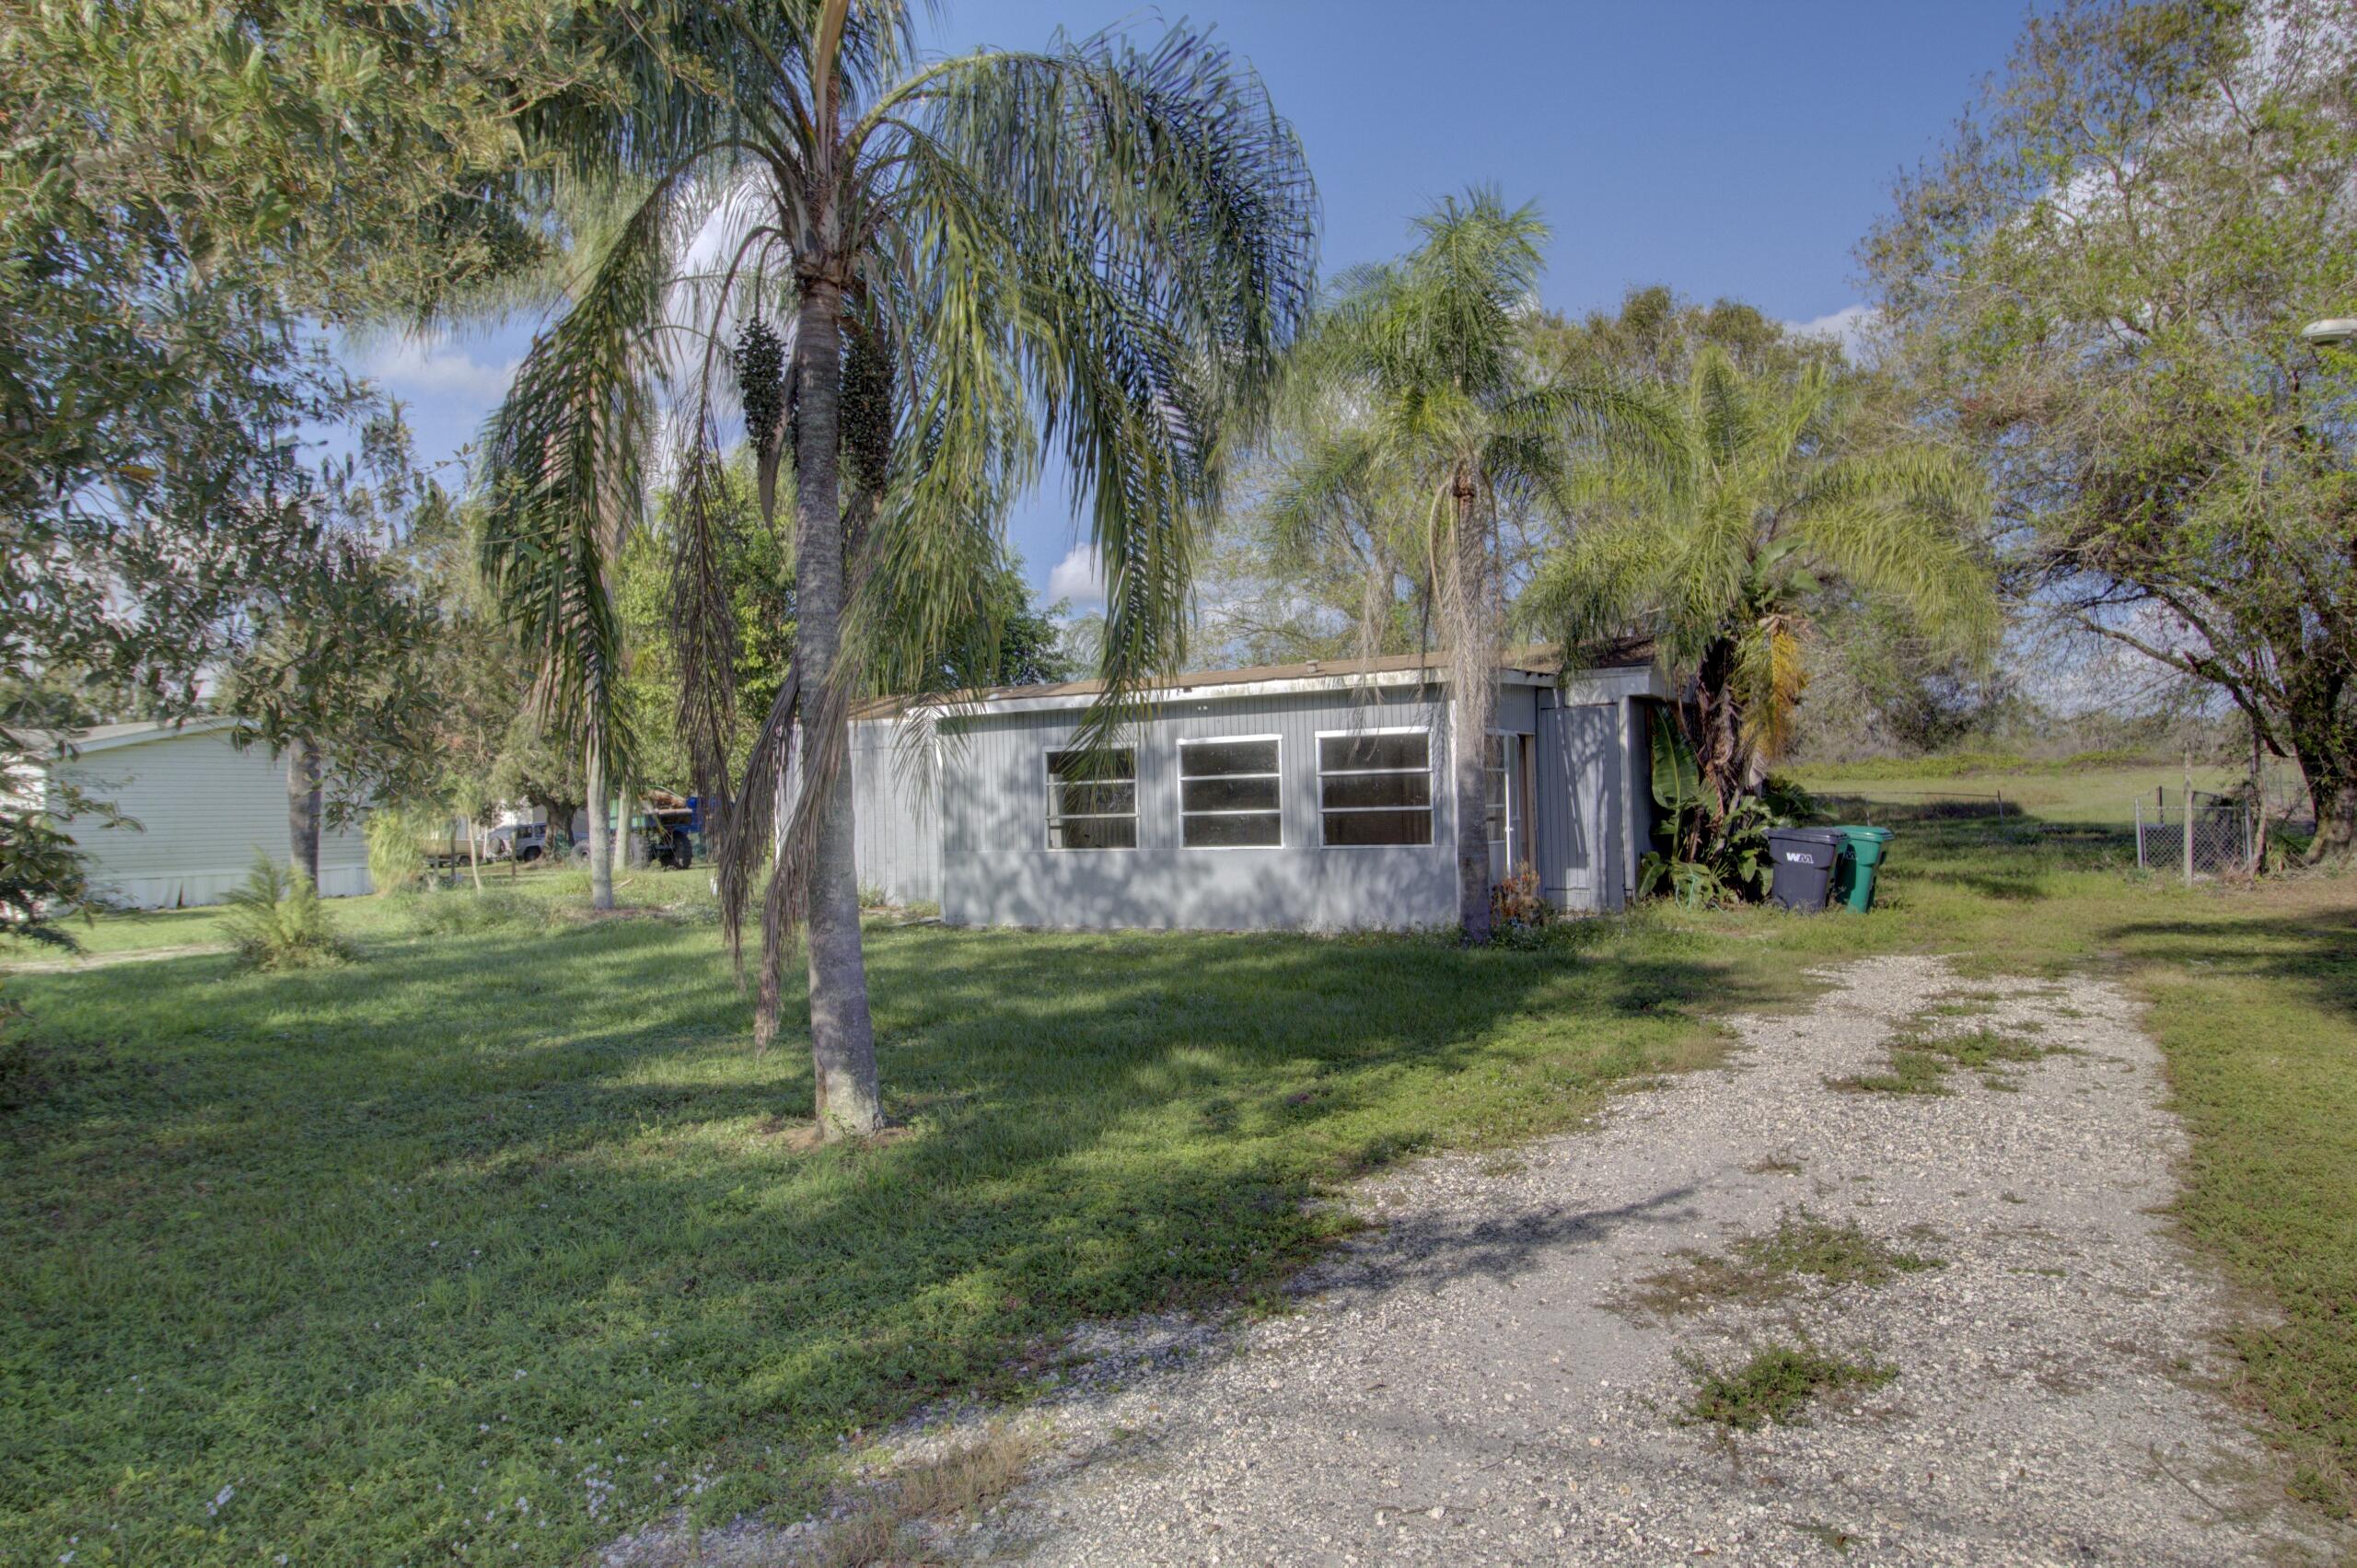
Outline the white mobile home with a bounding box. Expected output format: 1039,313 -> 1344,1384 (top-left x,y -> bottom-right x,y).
27,720 -> 372,909
848,649 -> 1670,931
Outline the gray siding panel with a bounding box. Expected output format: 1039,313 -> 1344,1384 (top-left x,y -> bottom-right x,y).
939,687 -> 1461,931
848,722 -> 940,904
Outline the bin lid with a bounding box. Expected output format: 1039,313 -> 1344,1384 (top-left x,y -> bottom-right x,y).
1831,825 -> 1893,842
1765,828 -> 1842,845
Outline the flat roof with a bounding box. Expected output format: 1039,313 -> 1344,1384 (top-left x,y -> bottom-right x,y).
853,640 -> 1656,720
24,716 -> 242,758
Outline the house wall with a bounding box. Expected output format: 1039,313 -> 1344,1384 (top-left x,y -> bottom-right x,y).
845,664 -> 1672,932
848,720 -> 942,906
45,728 -> 373,908
932,685 -> 1467,932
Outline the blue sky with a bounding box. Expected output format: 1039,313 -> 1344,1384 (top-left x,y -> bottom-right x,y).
357,1 -> 2035,606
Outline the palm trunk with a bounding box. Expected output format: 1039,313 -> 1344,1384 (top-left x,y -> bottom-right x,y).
286,737 -> 322,888
1693,638 -> 1743,814
1449,479 -> 1495,944
1451,656 -> 1495,942
792,277 -> 883,1138
467,819 -> 483,892
585,734 -> 614,911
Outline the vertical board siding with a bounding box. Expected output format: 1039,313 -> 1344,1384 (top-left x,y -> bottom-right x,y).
45,729 -> 372,907
847,721 -> 941,905
1534,699 -> 1619,912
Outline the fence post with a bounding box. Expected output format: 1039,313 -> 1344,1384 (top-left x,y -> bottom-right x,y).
2182,751 -> 2195,888
2136,797 -> 2145,870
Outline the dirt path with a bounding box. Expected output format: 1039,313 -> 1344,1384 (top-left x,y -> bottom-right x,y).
0,942 -> 223,973
925,956 -> 2342,1565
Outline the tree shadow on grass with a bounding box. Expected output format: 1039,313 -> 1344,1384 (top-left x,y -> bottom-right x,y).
2099,904 -> 2357,1027
0,914 -> 1775,1562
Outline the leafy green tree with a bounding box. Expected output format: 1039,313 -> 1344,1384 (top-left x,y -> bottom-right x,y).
0,0 -> 583,937
1264,191 -> 1673,941
221,417 -> 447,882
1865,0 -> 2357,857
1524,350 -> 1998,806
482,0 -> 1315,1136
1535,285 -> 1839,389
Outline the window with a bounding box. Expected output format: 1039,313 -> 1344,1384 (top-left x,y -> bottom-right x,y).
1485,735 -> 1509,845
1178,736 -> 1282,847
1318,728 -> 1434,846
1046,747 -> 1137,849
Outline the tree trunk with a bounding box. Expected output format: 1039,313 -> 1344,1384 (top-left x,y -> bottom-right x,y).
585,734 -> 614,911
1450,480 -> 1496,944
791,276 -> 883,1138
2303,761 -> 2357,863
1693,639 -> 1743,813
286,737 -> 322,888
467,819 -> 483,892
2282,668 -> 2356,863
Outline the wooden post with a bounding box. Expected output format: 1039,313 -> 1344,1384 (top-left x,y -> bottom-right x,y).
2182,749 -> 2195,888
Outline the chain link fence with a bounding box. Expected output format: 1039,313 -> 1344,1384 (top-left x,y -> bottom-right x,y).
2135,790 -> 2254,878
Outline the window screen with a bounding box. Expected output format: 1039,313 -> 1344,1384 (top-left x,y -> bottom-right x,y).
1318,729 -> 1434,846
1046,748 -> 1137,849
1485,735 -> 1508,845
1178,737 -> 1281,848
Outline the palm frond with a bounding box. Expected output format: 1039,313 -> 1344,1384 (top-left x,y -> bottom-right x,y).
476,178 -> 674,782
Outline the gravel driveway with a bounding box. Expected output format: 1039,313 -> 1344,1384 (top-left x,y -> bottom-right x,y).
929,955 -> 2343,1565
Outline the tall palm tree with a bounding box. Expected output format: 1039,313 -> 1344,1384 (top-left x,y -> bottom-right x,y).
1524,349 -> 1998,805
1266,191 -> 1672,942
481,0 -> 1316,1136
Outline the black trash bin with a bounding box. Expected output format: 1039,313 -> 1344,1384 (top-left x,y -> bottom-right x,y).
1764,828 -> 1843,912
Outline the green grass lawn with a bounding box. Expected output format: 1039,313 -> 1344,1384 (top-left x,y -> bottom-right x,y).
2,766 -> 2351,1562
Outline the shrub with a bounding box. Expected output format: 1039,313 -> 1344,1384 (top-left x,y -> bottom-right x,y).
221,852 -> 353,970
1487,865 -> 1556,946
365,807 -> 433,893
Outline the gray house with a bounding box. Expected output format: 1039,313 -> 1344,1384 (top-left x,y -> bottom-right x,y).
848,648 -> 1672,932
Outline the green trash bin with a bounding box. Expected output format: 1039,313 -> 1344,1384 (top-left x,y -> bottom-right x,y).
1829,826 -> 1893,912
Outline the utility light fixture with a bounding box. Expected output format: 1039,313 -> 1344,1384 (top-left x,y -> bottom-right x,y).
2300,318 -> 2357,347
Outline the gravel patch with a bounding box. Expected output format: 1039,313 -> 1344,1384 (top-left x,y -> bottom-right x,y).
917,955 -> 2347,1565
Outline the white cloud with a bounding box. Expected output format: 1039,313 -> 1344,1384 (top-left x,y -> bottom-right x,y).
1782,303 -> 1880,359
359,333 -> 520,405
1046,545 -> 1108,608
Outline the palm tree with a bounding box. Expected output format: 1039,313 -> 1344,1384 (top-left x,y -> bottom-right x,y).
1524,349 -> 1998,805
481,0 -> 1316,1136
1265,191 -> 1672,942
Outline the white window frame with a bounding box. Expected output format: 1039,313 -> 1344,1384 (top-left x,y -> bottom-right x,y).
1176,734 -> 1283,850
1315,725 -> 1436,849
1042,745 -> 1138,852
1484,731 -> 1520,848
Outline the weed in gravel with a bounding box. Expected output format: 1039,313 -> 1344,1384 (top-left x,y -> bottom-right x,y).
1620,1210 -> 1942,1318
814,1424 -> 1044,1566
1829,1023 -> 2061,1095
1680,1344 -> 1894,1430
1745,1150 -> 1804,1176
1827,1049 -> 1953,1096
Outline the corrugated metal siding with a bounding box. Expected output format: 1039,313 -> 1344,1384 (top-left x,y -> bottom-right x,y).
44,728 -> 372,907
848,720 -> 941,905
1534,700 -> 1620,912
937,686 -> 1463,931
